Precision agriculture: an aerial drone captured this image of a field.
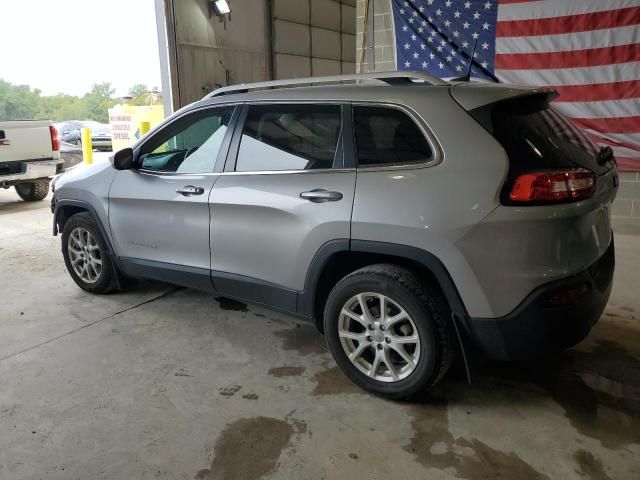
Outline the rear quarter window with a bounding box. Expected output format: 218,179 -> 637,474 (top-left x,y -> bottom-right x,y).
354,106 -> 432,167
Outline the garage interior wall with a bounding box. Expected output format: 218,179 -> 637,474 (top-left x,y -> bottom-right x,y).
356,0 -> 395,73
162,0 -> 270,108
158,0 -> 357,109
272,0 -> 356,78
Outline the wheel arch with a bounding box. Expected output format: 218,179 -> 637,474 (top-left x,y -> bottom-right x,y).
299,240 -> 470,333
53,199 -> 117,257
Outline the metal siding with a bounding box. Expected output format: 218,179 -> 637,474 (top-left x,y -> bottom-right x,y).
272,0 -> 357,79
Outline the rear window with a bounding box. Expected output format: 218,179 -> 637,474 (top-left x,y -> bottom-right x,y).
470,95 -> 611,175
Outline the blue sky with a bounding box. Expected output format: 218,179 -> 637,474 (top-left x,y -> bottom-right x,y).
0,0 -> 162,97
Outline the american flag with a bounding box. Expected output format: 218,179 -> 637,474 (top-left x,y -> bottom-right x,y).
392,0 -> 640,171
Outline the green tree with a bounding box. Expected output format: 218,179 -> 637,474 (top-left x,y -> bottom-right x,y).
0,80 -> 41,121
128,84 -> 149,105
81,82 -> 117,123
38,94 -> 84,121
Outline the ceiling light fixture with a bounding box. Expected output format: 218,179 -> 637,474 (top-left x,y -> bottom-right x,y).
213,0 -> 230,15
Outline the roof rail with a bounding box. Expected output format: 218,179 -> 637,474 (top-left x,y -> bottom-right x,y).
205,71 -> 448,98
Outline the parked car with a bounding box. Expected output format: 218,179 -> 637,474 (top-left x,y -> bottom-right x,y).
56,121 -> 112,151
0,120 -> 63,201
56,121 -> 84,145
51,73 -> 618,398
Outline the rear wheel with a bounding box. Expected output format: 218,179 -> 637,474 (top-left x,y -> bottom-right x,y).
61,212 -> 119,293
324,264 -> 453,399
15,181 -> 49,201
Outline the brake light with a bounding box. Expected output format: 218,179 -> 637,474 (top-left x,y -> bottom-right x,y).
49,125 -> 60,152
509,169 -> 596,203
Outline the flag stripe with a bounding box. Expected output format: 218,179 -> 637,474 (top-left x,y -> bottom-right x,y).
498,0 -> 543,5
590,136 -> 640,154
496,6 -> 640,37
556,99 -> 640,120
611,146 -> 640,157
496,62 -> 640,86
584,131 -> 640,152
551,80 -> 640,103
495,43 -> 640,69
616,157 -> 640,170
496,25 -> 640,54
497,0 -> 640,22
572,116 -> 640,134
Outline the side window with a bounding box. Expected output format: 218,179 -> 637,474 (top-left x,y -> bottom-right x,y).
354,106 -> 432,167
235,104 -> 342,172
138,106 -> 235,173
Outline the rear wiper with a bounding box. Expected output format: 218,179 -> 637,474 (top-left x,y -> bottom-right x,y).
597,146 -> 614,166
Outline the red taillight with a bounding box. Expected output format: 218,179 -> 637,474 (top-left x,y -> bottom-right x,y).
509,169 -> 596,203
49,125 -> 60,152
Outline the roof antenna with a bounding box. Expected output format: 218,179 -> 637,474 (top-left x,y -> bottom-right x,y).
453,38 -> 478,82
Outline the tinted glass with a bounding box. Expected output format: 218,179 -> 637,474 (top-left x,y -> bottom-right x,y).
139,107 -> 234,173
235,104 -> 341,172
354,106 -> 432,166
470,95 -> 612,175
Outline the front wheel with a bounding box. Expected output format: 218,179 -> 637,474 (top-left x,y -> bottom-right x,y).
15,181 -> 49,201
324,264 -> 454,399
61,212 -> 119,293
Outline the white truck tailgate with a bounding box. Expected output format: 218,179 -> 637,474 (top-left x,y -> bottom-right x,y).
0,120 -> 57,162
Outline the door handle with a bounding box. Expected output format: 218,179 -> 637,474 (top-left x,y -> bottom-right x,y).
176,185 -> 205,196
300,189 -> 343,203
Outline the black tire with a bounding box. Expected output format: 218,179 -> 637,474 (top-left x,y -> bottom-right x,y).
15,181 -> 49,201
61,212 -> 119,294
324,264 -> 454,399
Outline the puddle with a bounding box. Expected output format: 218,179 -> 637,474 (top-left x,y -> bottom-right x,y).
195,416 -> 294,480
218,385 -> 242,397
405,398 -> 549,480
536,341 -> 640,449
273,325 -> 326,356
268,366 -> 306,378
311,366 -> 362,396
574,449 -> 613,480
215,297 -> 248,312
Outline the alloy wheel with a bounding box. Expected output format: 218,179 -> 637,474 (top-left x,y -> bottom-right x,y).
67,227 -> 103,283
338,292 -> 421,382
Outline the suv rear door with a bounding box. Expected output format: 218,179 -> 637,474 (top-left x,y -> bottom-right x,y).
209,102 -> 355,313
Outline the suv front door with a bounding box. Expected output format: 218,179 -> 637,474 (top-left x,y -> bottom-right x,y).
108,105 -> 237,291
210,103 -> 356,313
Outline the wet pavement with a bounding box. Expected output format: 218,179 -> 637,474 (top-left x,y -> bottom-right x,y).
1,187 -> 638,479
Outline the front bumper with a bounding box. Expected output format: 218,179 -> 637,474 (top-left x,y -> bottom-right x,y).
468,238 -> 615,361
0,159 -> 64,187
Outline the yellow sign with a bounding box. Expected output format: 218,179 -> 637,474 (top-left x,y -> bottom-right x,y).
108,104 -> 165,152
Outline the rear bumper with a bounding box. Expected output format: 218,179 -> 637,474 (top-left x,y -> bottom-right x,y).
0,159 -> 63,187
468,238 -> 615,360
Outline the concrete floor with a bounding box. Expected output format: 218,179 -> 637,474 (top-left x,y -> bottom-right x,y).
1,186 -> 639,480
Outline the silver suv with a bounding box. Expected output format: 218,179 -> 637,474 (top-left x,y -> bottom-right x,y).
51,73 -> 618,398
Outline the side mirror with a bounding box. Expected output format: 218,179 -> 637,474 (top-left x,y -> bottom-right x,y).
112,148 -> 135,170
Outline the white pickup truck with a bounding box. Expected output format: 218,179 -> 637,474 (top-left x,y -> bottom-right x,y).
0,120 -> 63,201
